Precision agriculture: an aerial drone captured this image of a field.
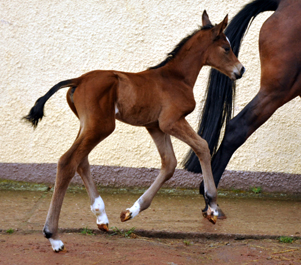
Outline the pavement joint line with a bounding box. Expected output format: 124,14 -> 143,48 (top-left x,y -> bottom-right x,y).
1,228 -> 300,241
18,191 -> 50,229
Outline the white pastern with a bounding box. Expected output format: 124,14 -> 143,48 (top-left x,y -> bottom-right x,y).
127,199 -> 141,219
208,205 -> 219,216
49,238 -> 64,252
91,196 -> 109,225
213,208 -> 219,216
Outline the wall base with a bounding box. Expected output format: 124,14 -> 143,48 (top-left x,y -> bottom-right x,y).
1,163 -> 300,194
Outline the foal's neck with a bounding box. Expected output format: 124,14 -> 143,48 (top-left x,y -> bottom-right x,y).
163,33 -> 209,88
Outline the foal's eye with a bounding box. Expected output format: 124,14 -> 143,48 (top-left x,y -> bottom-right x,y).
224,47 -> 230,53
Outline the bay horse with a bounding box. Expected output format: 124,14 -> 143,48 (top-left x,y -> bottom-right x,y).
24,11 -> 244,252
184,0 -> 301,217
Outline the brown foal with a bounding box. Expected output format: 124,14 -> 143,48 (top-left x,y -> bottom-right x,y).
24,11 -> 244,252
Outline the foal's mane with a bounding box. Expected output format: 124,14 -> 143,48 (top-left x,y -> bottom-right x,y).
148,25 -> 214,70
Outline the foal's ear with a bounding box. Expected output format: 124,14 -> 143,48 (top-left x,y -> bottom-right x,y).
214,14 -> 228,37
202,10 -> 212,28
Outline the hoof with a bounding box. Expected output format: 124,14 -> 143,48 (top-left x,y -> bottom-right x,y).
54,245 -> 67,253
120,210 -> 132,222
49,238 -> 66,253
97,223 -> 109,232
217,207 -> 227,219
202,206 -> 218,224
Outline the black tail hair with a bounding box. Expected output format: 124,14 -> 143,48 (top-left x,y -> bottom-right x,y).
23,79 -> 76,128
183,0 -> 279,173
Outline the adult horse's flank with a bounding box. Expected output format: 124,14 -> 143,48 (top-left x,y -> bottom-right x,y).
24,11 -> 244,252
184,0 -> 300,213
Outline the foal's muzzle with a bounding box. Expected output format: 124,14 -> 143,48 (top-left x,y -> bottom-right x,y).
234,66 -> 245,80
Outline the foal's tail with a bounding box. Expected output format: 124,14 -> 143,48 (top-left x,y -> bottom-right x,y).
23,79 -> 78,128
183,0 -> 280,173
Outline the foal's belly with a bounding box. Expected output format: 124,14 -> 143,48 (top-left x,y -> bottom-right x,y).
115,103 -> 160,127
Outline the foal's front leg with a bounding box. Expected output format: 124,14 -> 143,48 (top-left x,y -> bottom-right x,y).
120,127 -> 177,221
162,118 -> 220,224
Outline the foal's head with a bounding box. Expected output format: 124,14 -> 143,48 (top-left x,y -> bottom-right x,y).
201,11 -> 245,80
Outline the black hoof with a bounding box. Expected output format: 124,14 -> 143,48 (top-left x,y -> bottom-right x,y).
54,245 -> 65,253
217,207 -> 227,219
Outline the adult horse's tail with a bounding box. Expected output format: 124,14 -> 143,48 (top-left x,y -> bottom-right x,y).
23,79 -> 78,128
183,0 -> 279,173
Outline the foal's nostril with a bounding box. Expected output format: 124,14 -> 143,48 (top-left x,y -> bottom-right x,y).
241,66 -> 246,76
234,72 -> 241,80
234,66 -> 245,80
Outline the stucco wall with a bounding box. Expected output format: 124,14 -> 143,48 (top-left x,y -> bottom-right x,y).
1,0 -> 301,176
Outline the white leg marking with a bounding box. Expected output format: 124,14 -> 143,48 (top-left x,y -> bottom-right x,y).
127,198 -> 141,219
91,196 -> 109,225
49,238 -> 64,252
115,104 -> 119,114
212,207 -> 219,216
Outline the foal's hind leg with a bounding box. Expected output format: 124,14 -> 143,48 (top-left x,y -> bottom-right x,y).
77,157 -> 109,231
43,140 -> 83,252
120,126 -> 177,222
43,122 -> 114,252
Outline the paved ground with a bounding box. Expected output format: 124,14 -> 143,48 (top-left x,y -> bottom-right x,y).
0,182 -> 300,264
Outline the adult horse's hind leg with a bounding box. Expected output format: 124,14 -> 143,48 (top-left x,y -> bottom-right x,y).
205,79 -> 301,194
120,126 -> 177,222
199,10 -> 301,217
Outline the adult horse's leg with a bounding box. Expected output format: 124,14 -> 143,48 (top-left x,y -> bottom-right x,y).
162,118 -> 220,223
202,77 -> 301,204
208,91 -> 286,190
200,7 -> 301,212
120,126 -> 177,221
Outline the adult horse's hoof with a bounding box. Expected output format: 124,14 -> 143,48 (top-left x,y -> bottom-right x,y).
120,210 -> 132,222
97,223 -> 109,232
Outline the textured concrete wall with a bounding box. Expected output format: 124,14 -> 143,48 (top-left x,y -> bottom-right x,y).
1,0 -> 301,176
